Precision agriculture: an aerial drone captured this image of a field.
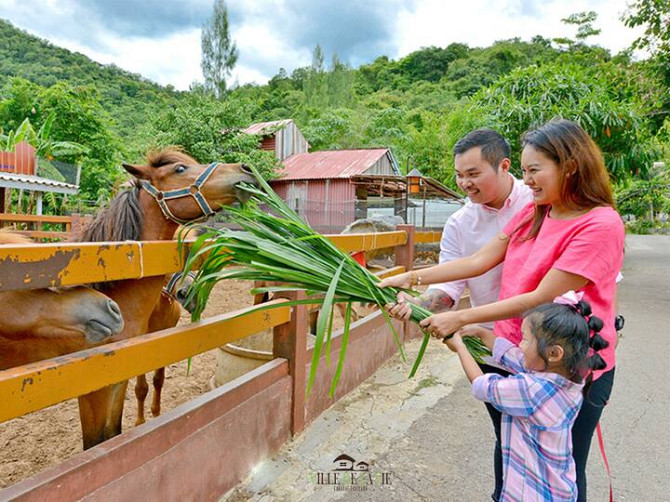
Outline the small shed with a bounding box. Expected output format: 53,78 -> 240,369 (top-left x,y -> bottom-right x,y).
0,141 -> 78,214
242,119 -> 309,161
270,148 -> 401,232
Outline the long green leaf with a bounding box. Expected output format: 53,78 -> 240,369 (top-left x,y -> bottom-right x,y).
330,302 -> 353,397
307,259 -> 345,396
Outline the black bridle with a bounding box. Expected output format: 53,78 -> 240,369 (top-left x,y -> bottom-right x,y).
163,271 -> 197,301
140,162 -> 221,224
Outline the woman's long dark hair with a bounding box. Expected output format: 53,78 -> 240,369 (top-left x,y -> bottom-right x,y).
518,119 -> 615,239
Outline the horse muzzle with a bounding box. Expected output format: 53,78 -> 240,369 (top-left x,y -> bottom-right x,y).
84,299 -> 124,343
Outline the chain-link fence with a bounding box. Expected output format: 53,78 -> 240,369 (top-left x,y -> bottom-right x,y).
36,158 -> 80,185
282,196 -> 462,233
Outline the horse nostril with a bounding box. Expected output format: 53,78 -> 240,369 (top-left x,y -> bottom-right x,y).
107,299 -> 122,319
240,163 -> 252,174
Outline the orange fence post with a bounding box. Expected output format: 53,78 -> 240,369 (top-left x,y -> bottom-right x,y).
273,290 -> 308,435
70,213 -> 83,236
394,224 -> 415,272
394,224 -> 416,340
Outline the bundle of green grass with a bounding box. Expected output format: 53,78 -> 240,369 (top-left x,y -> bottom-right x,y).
183,166 -> 490,396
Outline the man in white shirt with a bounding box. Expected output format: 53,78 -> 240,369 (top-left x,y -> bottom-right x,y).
415,129 -> 533,317
403,129 -> 532,502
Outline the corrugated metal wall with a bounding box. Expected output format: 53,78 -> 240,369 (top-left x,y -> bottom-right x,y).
260,137 -> 276,153
269,179 -> 355,232
0,142 -> 36,175
362,153 -> 395,176
274,122 -> 309,161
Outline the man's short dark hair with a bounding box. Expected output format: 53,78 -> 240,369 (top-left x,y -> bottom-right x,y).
453,129 -> 510,171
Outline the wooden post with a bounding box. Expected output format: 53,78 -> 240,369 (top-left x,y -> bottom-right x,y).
273,290 -> 308,435
394,224 -> 415,272
395,224 -> 415,341
71,213 -> 81,236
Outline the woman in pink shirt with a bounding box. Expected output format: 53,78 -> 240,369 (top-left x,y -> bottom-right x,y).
380,119 -> 624,501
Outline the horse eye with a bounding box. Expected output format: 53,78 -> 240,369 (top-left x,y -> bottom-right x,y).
175,165 -> 186,173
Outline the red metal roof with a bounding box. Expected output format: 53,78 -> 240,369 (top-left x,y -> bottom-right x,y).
277,149 -> 392,180
242,119 -> 293,135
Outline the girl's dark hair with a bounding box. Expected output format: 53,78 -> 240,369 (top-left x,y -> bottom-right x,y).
516,119 -> 615,240
524,299 -> 609,400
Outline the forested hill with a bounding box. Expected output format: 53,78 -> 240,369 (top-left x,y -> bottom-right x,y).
0,19 -> 180,109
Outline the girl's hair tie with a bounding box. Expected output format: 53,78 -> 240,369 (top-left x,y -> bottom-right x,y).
553,290 -> 584,307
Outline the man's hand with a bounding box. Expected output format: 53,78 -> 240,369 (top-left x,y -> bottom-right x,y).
386,289 -> 456,322
385,291 -> 415,321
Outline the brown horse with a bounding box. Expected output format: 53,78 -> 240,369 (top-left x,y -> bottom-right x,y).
0,230 -> 124,369
73,148 -> 255,449
134,271 -> 195,426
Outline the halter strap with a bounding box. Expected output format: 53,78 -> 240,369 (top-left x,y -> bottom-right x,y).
140,162 -> 221,224
163,271 -> 197,301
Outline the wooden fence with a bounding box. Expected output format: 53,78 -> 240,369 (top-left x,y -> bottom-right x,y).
0,225 -> 439,500
0,213 -> 93,241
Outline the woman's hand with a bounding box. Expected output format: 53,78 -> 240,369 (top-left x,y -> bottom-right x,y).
377,273 -> 412,290
420,311 -> 466,339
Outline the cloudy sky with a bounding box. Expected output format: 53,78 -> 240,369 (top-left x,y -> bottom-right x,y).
0,0 -> 643,90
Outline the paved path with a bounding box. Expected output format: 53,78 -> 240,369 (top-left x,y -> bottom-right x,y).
222,235 -> 670,501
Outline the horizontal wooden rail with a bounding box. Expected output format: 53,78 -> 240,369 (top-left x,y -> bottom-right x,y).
326,230 -> 407,252
13,230 -> 69,240
415,231 -> 442,243
0,231 -> 412,292
0,299 -> 291,423
0,213 -> 72,224
0,240 -> 187,292
374,265 -> 405,279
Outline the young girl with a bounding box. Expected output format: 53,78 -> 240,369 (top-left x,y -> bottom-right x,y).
445,293 -> 608,502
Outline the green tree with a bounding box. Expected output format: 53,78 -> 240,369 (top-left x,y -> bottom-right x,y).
147,92 -> 279,180
470,63 -> 656,181
303,45 -> 328,112
201,0 -> 239,98
622,0 -> 670,54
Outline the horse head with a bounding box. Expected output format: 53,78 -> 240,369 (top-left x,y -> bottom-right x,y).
122,149 -> 257,225
0,286 -> 124,369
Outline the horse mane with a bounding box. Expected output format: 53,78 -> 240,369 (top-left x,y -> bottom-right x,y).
77,186 -> 144,242
0,228 -> 33,244
76,148 -> 198,243
145,148 -> 197,168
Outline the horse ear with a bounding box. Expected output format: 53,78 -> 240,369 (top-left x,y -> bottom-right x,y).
122,163 -> 152,180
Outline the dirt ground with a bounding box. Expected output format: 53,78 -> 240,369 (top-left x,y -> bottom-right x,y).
0,280 -> 292,488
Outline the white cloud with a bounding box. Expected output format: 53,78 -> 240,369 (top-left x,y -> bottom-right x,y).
396,0 -> 642,57
47,29 -> 203,89
0,0 -> 650,90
